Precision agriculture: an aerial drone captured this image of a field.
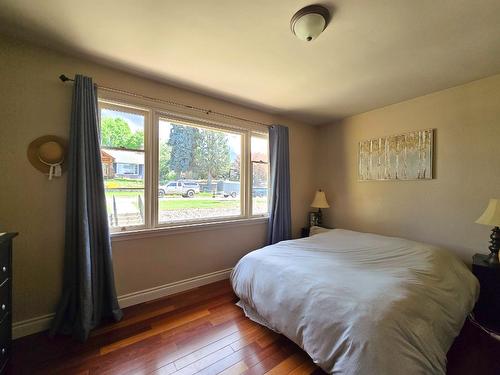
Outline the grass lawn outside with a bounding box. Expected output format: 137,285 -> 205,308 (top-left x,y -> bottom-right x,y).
159,199 -> 237,210
103,179 -> 268,226
105,191 -> 144,197
105,189 -> 267,216
105,191 -> 242,211
104,178 -> 144,189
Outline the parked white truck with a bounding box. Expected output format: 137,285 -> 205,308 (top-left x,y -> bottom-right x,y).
159,181 -> 200,198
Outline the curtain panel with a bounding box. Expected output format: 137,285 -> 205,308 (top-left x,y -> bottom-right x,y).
267,125 -> 292,244
50,75 -> 122,341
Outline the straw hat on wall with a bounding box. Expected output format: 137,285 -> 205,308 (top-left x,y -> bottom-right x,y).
27,135 -> 67,179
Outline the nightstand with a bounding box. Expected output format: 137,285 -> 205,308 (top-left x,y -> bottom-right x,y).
300,226 -> 333,238
300,227 -> 310,238
472,253 -> 500,333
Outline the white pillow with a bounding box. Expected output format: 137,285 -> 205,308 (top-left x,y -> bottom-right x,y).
309,226 -> 331,236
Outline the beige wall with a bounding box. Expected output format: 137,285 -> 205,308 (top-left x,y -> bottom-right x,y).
318,74 -> 500,263
0,35 -> 319,323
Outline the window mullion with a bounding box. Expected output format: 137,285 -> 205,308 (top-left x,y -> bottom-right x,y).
143,109 -> 150,229
244,131 -> 251,218
149,111 -> 159,228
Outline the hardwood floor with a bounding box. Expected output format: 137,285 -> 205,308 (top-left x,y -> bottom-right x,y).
10,280 -> 500,375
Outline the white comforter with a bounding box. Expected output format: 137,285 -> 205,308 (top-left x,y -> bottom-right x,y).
230,229 -> 478,375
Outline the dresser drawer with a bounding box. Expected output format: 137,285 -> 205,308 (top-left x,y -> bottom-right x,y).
0,315 -> 10,374
0,248 -> 9,285
0,233 -> 15,375
0,281 -> 9,325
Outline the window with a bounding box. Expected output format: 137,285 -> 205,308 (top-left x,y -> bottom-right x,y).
100,104 -> 146,230
251,135 -> 269,215
116,163 -> 139,175
99,98 -> 269,233
158,118 -> 243,223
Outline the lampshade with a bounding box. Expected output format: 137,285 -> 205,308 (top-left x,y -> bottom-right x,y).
476,199 -> 500,227
311,190 -> 330,208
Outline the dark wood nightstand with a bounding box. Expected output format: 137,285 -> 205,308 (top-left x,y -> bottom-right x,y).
300,226 -> 333,238
300,227 -> 310,238
472,253 -> 500,333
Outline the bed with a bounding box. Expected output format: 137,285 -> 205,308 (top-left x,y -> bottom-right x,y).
230,229 -> 479,375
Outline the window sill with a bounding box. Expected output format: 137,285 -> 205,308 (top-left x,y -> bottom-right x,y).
110,216 -> 269,242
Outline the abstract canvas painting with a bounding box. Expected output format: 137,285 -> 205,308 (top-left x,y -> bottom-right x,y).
358,129 -> 434,181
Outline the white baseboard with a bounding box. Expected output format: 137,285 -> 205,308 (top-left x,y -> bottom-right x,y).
118,268 -> 232,308
12,268 -> 232,339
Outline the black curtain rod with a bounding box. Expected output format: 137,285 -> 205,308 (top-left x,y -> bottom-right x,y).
58,74 -> 271,128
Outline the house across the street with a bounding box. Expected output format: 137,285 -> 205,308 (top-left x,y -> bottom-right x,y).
101,148 -> 144,179
100,150 -> 115,178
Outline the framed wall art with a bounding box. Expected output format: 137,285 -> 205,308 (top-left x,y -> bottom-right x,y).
358,129 -> 434,181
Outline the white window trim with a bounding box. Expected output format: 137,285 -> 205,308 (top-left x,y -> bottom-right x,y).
98,94 -> 269,238
111,216 -> 268,242
152,112 -> 249,230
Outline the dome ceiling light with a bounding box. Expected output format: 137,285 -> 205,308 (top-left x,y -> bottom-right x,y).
290,4 -> 330,42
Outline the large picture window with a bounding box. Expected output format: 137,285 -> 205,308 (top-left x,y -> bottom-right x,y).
158,118 -> 243,223
99,99 -> 269,233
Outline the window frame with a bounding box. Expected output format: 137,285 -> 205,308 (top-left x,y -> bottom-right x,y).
153,112 -> 248,229
98,96 -> 269,236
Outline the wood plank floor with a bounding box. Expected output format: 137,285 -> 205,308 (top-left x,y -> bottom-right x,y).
9,280 -> 500,375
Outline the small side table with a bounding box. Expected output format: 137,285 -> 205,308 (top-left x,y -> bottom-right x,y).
301,226 -> 334,238
472,253 -> 500,333
300,227 -> 310,238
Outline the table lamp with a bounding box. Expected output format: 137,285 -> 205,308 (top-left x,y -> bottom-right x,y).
311,189 -> 330,226
476,198 -> 500,264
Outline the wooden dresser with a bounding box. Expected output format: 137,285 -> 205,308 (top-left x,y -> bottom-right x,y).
0,233 -> 16,375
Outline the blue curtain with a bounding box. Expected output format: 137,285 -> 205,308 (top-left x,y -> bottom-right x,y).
50,75 -> 122,341
267,125 -> 292,244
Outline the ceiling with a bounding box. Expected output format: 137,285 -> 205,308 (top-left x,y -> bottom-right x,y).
1,1 -> 500,125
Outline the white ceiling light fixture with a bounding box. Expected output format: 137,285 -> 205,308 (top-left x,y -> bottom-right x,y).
290,4 -> 330,42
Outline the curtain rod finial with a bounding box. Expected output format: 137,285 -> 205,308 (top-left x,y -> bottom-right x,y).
59,74 -> 72,82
